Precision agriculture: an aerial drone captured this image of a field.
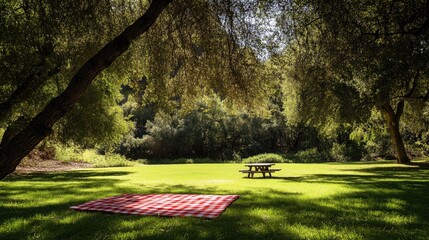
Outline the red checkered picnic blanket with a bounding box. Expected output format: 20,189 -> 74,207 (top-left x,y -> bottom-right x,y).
70,194 -> 239,219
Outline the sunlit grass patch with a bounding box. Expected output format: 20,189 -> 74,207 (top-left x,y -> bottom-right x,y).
1,161 -> 429,239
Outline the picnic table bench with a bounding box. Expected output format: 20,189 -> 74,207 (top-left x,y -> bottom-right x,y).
239,163 -> 281,178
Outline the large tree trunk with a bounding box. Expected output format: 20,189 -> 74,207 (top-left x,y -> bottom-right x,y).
0,0 -> 172,179
379,102 -> 410,164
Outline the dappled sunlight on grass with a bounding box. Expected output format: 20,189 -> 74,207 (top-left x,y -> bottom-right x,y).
1,162 -> 429,239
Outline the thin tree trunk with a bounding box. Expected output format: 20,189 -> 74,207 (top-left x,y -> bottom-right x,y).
0,0 -> 172,179
380,102 -> 410,164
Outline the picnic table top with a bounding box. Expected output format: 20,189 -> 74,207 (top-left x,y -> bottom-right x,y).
244,163 -> 276,167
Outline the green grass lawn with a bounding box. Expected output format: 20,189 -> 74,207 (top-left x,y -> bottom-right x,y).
1,161 -> 429,240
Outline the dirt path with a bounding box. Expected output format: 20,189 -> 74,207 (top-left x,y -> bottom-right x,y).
14,148 -> 92,174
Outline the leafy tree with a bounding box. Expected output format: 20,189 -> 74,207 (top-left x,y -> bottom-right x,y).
139,0 -> 270,110
117,91 -> 326,160
0,0 -> 172,179
350,110 -> 394,159
0,0 -> 277,178
0,0 -> 154,148
278,0 -> 429,163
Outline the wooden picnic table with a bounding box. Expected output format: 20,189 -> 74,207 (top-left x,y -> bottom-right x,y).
239,163 -> 281,178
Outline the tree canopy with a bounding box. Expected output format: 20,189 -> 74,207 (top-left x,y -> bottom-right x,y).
0,0 -> 278,178
0,0 -> 151,147
0,0 -> 428,179
277,0 -> 429,163
0,0 -> 173,178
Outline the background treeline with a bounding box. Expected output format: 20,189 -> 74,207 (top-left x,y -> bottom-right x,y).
115,92 -> 429,163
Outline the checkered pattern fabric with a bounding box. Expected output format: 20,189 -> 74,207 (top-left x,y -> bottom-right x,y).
70,194 -> 239,218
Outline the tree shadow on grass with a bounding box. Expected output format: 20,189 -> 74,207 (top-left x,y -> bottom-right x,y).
277,164 -> 429,238
1,166 -> 429,240
0,175 -> 302,240
5,169 -> 133,182
0,169 -> 305,239
0,170 -> 136,217
0,170 -> 135,199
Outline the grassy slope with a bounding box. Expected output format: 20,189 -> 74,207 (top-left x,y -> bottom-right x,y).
1,162 -> 428,240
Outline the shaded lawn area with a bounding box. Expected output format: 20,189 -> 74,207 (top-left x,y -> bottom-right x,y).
1,162 -> 428,240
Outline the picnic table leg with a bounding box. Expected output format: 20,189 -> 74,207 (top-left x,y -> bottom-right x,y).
262,172 -> 266,178
247,172 -> 250,178
269,172 -> 272,177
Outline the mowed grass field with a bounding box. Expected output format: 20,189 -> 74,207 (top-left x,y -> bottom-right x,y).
1,161 -> 428,240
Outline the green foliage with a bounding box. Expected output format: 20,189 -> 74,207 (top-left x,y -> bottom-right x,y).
86,152 -> 137,168
54,144 -> 80,162
115,135 -> 147,160
118,90 -> 406,163
3,0 -> 426,166
0,128 -> 5,140
141,1 -> 269,109
58,78 -> 134,148
53,143 -> 137,168
277,0 -> 429,162
403,130 -> 429,158
0,0 -> 144,148
242,153 -> 287,163
292,148 -> 329,163
402,102 -> 429,158
350,111 -> 394,158
117,95 -> 325,160
330,143 -> 363,162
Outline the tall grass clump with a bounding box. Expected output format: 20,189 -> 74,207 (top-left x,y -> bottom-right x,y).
81,149 -> 138,167
54,144 -> 83,162
54,144 -> 138,167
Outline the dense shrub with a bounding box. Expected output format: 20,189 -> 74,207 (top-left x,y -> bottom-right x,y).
349,113 -> 394,159
242,153 -> 287,163
116,97 -> 429,163
54,143 -> 138,167
330,142 -> 364,162
116,101 -> 325,160
116,135 -> 150,159
293,148 -> 329,163
403,130 -> 429,158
